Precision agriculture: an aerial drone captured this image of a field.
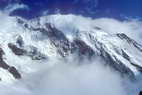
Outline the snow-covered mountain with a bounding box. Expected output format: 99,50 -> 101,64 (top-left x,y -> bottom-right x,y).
0,13 -> 142,95
0,14 -> 142,84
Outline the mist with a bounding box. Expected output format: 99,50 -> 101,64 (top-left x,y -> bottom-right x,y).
0,57 -> 129,95
1,55 -> 141,95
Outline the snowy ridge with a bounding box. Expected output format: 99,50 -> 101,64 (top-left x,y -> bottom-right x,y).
23,14 -> 142,77
0,14 -> 142,84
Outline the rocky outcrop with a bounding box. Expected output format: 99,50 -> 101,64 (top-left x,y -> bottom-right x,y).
8,66 -> 21,79
8,43 -> 26,56
8,43 -> 47,60
72,39 -> 95,58
0,47 -> 21,79
32,23 -> 73,57
36,24 -> 95,58
116,33 -> 142,52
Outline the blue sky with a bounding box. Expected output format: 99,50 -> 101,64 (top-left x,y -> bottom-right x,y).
1,0 -> 142,19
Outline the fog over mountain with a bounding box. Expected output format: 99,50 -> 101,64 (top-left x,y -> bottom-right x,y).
0,1 -> 142,95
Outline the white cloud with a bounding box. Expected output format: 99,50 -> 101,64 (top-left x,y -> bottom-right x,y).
3,3 -> 29,14
0,58 -> 129,95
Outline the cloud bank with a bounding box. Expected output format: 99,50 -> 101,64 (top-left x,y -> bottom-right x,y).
0,58 -> 128,95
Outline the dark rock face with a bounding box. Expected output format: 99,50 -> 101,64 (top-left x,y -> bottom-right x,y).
8,67 -> 21,79
72,39 -> 95,58
45,23 -> 67,41
16,35 -> 24,47
31,23 -> 95,58
117,33 -> 142,52
45,23 -> 72,57
0,47 -> 10,69
31,23 -> 73,57
0,60 -> 10,70
0,47 -> 21,79
8,43 -> 47,60
121,49 -> 142,72
139,91 -> 142,95
8,43 -> 26,56
44,24 -> 95,58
